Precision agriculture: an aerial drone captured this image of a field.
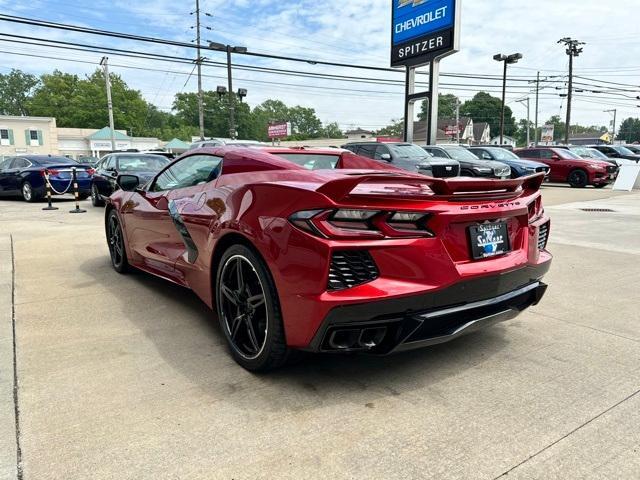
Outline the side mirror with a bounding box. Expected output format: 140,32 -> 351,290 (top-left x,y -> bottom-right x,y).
117,174 -> 140,192
380,153 -> 392,161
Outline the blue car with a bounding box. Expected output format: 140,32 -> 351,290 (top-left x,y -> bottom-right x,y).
468,147 -> 550,179
0,155 -> 93,202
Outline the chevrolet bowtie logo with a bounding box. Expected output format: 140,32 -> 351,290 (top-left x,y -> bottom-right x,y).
398,0 -> 428,7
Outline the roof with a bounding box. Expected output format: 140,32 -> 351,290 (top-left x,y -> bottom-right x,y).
437,117 -> 472,130
88,127 -> 130,141
164,138 -> 191,149
473,122 -> 490,140
345,128 -> 373,135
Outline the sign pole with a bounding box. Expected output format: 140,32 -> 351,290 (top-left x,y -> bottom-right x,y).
403,67 -> 416,143
427,59 -> 440,146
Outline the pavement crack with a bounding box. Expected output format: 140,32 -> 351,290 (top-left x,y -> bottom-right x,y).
10,235 -> 24,480
530,310 -> 639,344
493,387 -> 640,478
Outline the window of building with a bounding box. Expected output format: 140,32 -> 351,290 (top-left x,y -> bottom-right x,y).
0,129 -> 10,146
27,129 -> 41,147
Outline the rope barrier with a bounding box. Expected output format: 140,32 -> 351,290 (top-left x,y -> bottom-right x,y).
42,170 -> 59,211
44,170 -> 73,196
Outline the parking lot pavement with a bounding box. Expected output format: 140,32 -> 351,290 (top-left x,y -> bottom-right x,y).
0,187 -> 639,480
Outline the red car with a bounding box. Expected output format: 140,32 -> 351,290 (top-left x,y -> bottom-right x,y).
105,147 -> 552,371
514,147 -> 615,188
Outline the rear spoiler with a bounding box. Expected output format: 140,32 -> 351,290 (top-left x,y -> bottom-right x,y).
316,172 -> 545,202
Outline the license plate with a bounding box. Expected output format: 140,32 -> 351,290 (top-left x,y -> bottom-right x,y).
469,222 -> 510,260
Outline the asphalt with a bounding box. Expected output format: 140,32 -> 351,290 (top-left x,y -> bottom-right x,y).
0,184 -> 639,480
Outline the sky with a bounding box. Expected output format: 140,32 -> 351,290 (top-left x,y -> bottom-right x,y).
1,0 -> 640,135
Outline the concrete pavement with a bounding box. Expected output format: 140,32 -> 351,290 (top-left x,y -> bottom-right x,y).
0,185 -> 638,479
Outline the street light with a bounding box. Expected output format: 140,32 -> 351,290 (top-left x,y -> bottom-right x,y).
494,52 -> 523,145
209,42 -> 248,139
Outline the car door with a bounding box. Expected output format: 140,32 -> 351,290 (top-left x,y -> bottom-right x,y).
0,158 -> 16,194
123,153 -> 222,281
6,158 -> 30,193
537,149 -> 562,182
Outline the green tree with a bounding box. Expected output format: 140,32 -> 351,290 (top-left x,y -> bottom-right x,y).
418,93 -> 459,121
0,69 -> 39,116
616,117 -> 640,143
288,106 -> 323,139
515,118 -> 534,147
376,119 -> 404,137
460,92 -> 516,138
322,122 -> 343,138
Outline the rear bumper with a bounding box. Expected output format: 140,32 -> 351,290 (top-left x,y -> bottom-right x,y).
305,261 -> 550,354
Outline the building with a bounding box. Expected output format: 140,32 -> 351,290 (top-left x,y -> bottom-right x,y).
0,115 -> 161,160
489,135 -> 517,147
473,122 -> 491,144
569,132 -> 610,146
164,138 -> 191,154
344,128 -> 374,141
0,116 -> 58,159
437,117 -> 475,144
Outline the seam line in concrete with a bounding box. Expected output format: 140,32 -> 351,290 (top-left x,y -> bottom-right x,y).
530,310 -> 639,344
493,387 -> 640,479
10,235 -> 23,480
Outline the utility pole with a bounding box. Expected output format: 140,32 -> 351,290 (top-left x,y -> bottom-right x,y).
195,0 -> 205,140
534,71 -> 540,144
517,97 -> 531,146
455,98 -> 460,144
558,38 -> 585,145
604,109 -> 617,143
226,45 -> 235,139
100,56 -> 116,152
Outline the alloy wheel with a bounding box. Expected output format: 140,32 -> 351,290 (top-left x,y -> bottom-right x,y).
22,183 -> 32,201
219,255 -> 268,359
107,215 -> 124,268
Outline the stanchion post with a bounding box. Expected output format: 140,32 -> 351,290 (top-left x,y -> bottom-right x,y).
42,170 -> 59,211
69,167 -> 87,214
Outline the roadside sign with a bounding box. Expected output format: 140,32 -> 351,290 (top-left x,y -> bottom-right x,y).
541,124 -> 554,144
268,122 -> 291,139
444,125 -> 459,136
391,0 -> 461,68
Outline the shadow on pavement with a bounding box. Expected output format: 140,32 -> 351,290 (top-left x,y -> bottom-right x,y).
79,254 -> 511,412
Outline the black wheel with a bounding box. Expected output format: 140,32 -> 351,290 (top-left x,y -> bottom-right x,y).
215,245 -> 289,372
568,169 -> 588,188
106,210 -> 129,273
91,184 -> 105,206
21,181 -> 41,202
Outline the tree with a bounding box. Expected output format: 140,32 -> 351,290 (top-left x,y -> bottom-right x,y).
418,94 -> 459,121
515,118 -> 534,147
617,117 -> 640,144
460,92 -> 516,138
376,118 -> 403,137
322,122 -> 343,138
0,69 -> 39,116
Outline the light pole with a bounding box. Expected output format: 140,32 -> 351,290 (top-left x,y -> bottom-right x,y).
209,42 -> 247,139
558,38 -> 585,145
494,53 -> 523,145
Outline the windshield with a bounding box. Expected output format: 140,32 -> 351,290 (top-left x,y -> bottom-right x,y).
276,153 -> 340,170
613,146 -> 635,155
388,144 -> 430,158
558,149 -> 584,160
485,148 -> 519,161
117,155 -> 169,172
572,148 -> 608,160
442,146 -> 480,161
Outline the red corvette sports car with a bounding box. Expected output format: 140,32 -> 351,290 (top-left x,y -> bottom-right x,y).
105,147 -> 552,371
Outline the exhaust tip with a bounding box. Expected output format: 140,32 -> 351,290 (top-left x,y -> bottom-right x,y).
359,327 -> 388,348
328,329 -> 361,350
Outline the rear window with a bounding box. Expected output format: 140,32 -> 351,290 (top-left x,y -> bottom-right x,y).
33,157 -> 78,165
276,153 -> 340,170
557,149 -> 582,160
117,155 -> 170,172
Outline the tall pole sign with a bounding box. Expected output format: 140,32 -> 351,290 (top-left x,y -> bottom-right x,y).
391,0 -> 461,145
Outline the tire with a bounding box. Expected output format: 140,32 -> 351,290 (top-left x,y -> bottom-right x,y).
568,169 -> 588,188
215,244 -> 289,372
106,210 -> 130,273
21,181 -> 41,202
91,184 -> 105,207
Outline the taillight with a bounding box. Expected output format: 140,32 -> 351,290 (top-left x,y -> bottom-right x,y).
528,197 -> 543,222
289,209 -> 434,239
86,168 -> 96,176
40,169 -> 60,177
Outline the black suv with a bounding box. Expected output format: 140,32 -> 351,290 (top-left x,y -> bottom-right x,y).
422,145 -> 511,179
342,142 -> 460,178
587,145 -> 640,163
